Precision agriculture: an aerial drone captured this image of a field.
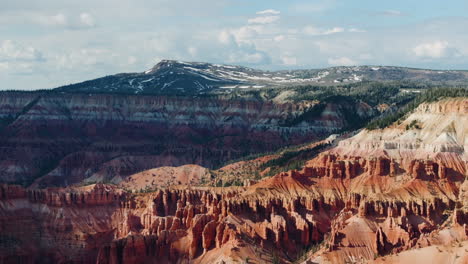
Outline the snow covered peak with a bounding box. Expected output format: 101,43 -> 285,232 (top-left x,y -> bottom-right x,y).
56,61 -> 468,95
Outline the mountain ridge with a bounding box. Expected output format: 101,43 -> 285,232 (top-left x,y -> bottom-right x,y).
53,59 -> 468,95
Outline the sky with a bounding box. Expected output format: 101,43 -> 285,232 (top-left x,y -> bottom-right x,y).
1,0 -> 468,90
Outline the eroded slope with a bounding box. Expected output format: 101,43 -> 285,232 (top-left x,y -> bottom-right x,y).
0,98 -> 467,264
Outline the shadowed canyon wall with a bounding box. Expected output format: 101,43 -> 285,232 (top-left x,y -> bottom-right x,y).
0,92 -> 374,188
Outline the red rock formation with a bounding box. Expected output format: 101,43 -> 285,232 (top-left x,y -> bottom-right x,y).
0,98 -> 466,263
0,92 -> 375,188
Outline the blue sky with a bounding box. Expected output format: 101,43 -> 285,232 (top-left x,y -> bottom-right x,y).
1,0 -> 468,90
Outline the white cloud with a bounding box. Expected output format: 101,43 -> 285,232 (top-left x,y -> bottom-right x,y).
218,30 -> 236,45
187,46 -> 197,57
303,26 -> 344,36
1,1 -> 468,90
226,50 -> 269,64
0,40 -> 44,61
323,27 -> 344,35
274,35 -> 285,42
256,9 -> 280,15
303,26 -> 321,35
79,13 -> 96,27
36,13 -> 68,26
235,26 -> 260,41
33,12 -> 96,29
220,24 -> 267,45
413,41 -> 449,58
0,40 -> 45,76
349,28 -> 366,33
248,15 -> 279,24
217,29 -> 271,65
328,56 -> 357,66
0,62 -> 9,71
55,48 -> 110,69
281,54 -> 297,65
127,56 -> 137,65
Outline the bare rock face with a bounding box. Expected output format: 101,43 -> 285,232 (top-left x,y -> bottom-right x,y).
0,98 -> 467,263
118,164 -> 212,191
0,92 -> 375,188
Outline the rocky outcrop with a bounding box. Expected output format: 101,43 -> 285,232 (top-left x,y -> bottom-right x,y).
302,98 -> 468,263
0,183 -> 124,205
0,98 -> 467,263
0,92 -> 375,188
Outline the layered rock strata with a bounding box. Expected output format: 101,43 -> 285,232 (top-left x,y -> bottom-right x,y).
0,92 -> 374,187
0,98 -> 466,263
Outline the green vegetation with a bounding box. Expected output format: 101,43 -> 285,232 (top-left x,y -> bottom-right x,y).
0,96 -> 41,133
279,103 -> 327,127
214,178 -> 243,187
278,94 -> 373,130
366,87 -> 468,130
294,242 -> 325,263
406,119 -> 421,130
138,185 -> 159,193
260,142 -> 330,177
213,86 -> 468,189
283,81 -> 405,105
272,252 -> 281,264
210,139 -> 331,188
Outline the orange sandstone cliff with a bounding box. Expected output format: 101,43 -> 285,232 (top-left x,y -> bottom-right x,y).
0,98 -> 467,264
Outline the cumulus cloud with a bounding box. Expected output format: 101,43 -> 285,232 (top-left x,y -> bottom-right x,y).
328,56 -> 357,66
256,9 -> 280,15
218,30 -> 236,45
0,40 -> 45,76
413,41 -> 450,58
248,16 -> 279,24
234,26 -> 261,41
55,48 -> 110,69
1,1 -> 468,90
226,50 -> 270,64
0,40 -> 44,61
33,12 -> 96,29
249,8 -> 281,25
217,29 -> 271,65
79,13 -> 96,27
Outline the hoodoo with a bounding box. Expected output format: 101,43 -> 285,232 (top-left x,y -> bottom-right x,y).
0,98 -> 467,263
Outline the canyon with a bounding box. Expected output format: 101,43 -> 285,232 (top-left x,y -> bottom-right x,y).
0,92 -> 376,188
0,98 -> 466,263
